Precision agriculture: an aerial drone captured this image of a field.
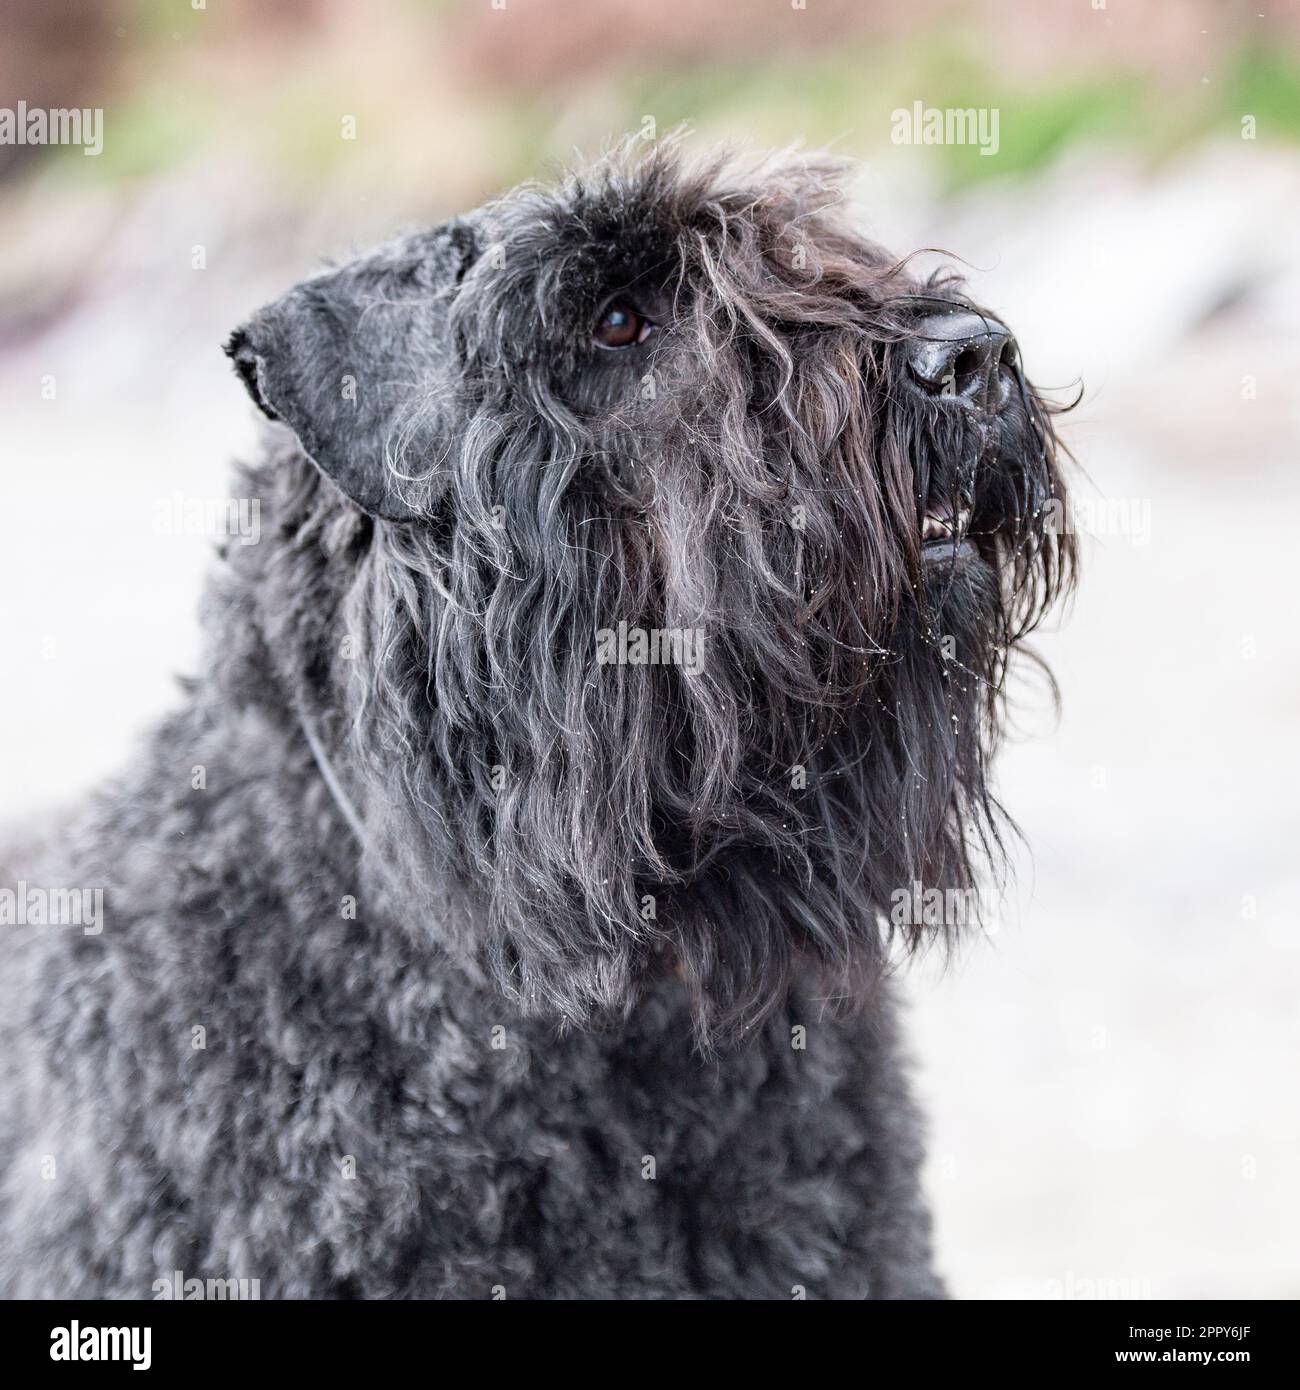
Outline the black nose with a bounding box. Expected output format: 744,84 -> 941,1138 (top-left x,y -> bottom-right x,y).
906,310 -> 1018,412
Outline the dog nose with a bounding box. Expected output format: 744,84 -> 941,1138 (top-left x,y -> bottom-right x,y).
906,311 -> 1017,412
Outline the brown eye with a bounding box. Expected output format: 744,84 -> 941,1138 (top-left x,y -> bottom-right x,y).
594,302 -> 653,349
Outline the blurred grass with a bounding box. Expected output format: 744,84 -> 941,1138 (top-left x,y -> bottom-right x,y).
1224,44 -> 1300,139
34,8 -> 1300,195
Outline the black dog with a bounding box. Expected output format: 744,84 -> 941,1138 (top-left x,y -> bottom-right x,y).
0,145 -> 1072,1298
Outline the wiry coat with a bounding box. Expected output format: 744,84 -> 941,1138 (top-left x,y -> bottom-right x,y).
0,146 -> 1071,1298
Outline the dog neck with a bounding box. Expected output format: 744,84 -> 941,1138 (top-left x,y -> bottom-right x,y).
297,708 -> 370,852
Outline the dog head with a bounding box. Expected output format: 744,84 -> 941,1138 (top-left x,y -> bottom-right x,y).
228,144 -> 1074,1042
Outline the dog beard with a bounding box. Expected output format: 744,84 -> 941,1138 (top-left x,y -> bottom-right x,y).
333,156 -> 1074,1045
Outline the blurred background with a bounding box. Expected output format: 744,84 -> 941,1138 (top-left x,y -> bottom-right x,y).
2,0 -> 1298,1298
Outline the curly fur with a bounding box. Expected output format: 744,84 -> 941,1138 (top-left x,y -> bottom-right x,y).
0,143 -> 1072,1298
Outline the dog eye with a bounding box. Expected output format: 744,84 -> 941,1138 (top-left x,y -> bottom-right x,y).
594,302 -> 654,349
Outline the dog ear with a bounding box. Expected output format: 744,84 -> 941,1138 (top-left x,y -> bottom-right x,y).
225,221 -> 478,521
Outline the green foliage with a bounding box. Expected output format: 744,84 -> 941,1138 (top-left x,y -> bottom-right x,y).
27,13 -> 1300,192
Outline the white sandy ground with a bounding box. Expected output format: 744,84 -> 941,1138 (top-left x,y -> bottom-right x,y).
1,145 -> 1296,1298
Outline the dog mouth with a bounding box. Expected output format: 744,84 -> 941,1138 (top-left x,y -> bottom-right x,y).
920,498 -> 978,563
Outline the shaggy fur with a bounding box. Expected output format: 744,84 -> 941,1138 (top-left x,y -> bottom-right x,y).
0,145 -> 1072,1298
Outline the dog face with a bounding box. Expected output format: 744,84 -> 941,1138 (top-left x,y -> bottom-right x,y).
229,146 -> 1074,1041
